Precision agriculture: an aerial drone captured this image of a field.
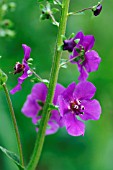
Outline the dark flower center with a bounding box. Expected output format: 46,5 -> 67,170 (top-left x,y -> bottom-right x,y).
69,99 -> 85,115
14,62 -> 25,74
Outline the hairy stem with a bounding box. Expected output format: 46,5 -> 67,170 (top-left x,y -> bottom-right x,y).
26,0 -> 70,169
2,83 -> 24,167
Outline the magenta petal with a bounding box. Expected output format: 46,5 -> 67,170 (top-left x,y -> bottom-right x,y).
74,31 -> 84,43
77,64 -> 89,81
10,83 -> 22,94
31,83 -> 47,102
22,44 -> 31,61
58,95 -> 70,117
51,110 -> 64,127
21,95 -> 41,118
84,50 -> 101,72
53,84 -> 65,104
45,120 -> 59,135
65,114 -> 85,136
32,116 -> 42,124
35,118 -> 59,135
83,35 -> 95,51
74,81 -> 96,100
62,82 -> 76,102
80,99 -> 101,120
18,65 -> 30,84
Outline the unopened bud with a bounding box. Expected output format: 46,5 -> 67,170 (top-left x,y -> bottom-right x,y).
92,4 -> 102,16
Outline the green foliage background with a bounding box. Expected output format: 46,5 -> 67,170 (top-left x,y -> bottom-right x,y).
0,0 -> 113,169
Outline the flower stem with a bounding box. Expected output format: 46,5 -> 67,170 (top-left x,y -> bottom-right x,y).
26,0 -> 70,169
2,83 -> 24,167
68,7 -> 92,16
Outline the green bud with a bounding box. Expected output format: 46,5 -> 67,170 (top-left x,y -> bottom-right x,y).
8,2 -> 16,12
0,69 -> 8,85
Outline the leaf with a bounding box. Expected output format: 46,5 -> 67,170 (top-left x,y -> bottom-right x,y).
48,103 -> 59,111
0,146 -> 24,170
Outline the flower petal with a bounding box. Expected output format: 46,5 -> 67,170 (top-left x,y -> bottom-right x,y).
21,94 -> 41,118
82,35 -> 95,51
77,64 -> 89,81
53,84 -> 65,104
84,50 -> 101,72
61,82 -> 76,102
64,114 -> 85,136
80,99 -> 101,120
74,31 -> 84,44
34,117 -> 59,135
18,64 -> 30,84
10,83 -> 22,94
58,95 -> 70,117
45,120 -> 59,135
31,83 -> 48,102
51,110 -> 64,127
74,81 -> 96,100
22,44 -> 31,61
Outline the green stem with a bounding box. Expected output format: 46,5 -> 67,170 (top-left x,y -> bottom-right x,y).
2,83 -> 24,167
26,0 -> 70,169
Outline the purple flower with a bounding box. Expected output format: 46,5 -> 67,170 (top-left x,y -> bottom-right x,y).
10,44 -> 32,94
58,81 -> 101,136
70,31 -> 101,81
22,82 -> 65,135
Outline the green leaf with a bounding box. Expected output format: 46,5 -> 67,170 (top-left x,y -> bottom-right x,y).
0,146 -> 24,170
0,69 -> 8,85
52,8 -> 59,14
48,103 -> 59,111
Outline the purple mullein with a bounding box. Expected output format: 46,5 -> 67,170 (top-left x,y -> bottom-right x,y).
58,81 -> 101,136
10,44 -> 32,94
70,31 -> 101,81
22,82 -> 65,135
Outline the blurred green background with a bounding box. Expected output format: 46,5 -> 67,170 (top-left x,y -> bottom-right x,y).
0,0 -> 113,169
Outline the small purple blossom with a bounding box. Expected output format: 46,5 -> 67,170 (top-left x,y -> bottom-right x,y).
70,31 -> 101,81
58,81 -> 101,136
92,4 -> 102,16
10,44 -> 32,94
22,82 -> 65,135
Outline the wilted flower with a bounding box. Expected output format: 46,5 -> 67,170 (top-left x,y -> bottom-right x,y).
22,82 -> 65,135
58,81 -> 101,136
70,31 -> 101,81
10,44 -> 32,94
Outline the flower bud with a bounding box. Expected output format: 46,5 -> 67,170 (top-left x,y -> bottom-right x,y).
92,4 -> 102,16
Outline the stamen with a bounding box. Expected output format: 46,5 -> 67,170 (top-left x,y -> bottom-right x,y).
76,99 -> 81,105
74,105 -> 79,109
81,105 -> 85,110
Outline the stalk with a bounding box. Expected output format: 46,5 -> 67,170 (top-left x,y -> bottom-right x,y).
26,0 -> 70,169
2,83 -> 24,167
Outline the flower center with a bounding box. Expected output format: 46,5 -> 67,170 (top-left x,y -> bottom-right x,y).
69,99 -> 85,115
14,62 -> 25,74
